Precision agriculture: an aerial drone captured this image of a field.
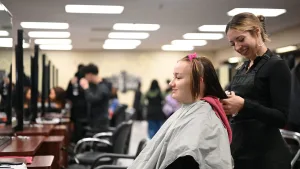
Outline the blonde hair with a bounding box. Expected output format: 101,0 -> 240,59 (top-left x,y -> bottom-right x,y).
226,12 -> 270,42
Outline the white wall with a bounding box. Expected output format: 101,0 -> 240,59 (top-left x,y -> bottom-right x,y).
0,50 -> 214,107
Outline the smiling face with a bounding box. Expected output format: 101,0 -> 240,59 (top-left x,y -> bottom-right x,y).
227,29 -> 260,59
169,61 -> 193,104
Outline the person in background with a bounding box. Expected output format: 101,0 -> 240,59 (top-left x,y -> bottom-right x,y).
222,12 -> 292,169
80,63 -> 110,132
144,79 -> 165,139
128,53 -> 232,169
48,87 -> 66,113
133,81 -> 143,121
66,64 -> 88,142
108,87 -> 119,119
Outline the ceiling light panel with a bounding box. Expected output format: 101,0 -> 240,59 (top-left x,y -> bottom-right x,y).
39,44 -> 73,50
171,40 -> 207,46
104,39 -> 141,46
34,39 -> 72,45
108,32 -> 149,39
21,22 -> 69,29
183,33 -> 223,40
227,8 -> 286,17
275,46 -> 298,53
198,25 -> 226,32
65,5 -> 124,14
113,23 -> 160,31
161,45 -> 194,51
28,31 -> 70,38
0,30 -> 9,36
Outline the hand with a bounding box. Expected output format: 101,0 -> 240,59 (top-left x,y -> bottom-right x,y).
221,91 -> 245,116
80,78 -> 89,90
71,77 -> 78,84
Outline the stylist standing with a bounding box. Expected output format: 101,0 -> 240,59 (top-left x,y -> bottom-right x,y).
222,12 -> 292,169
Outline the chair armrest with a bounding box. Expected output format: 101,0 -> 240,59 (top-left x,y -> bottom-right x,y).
93,132 -> 113,139
280,129 -> 300,167
91,153 -> 135,169
74,138 -> 112,154
95,165 -> 127,169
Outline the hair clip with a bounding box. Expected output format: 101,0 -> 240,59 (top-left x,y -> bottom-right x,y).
188,53 -> 197,61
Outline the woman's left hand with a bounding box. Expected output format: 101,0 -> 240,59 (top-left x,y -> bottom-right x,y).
221,91 -> 245,116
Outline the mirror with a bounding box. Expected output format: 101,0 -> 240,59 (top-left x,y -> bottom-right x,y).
0,2 -> 15,127
23,31 -> 32,122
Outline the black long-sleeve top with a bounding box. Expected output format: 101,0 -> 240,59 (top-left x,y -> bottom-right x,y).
229,49 -> 291,128
84,81 -> 110,120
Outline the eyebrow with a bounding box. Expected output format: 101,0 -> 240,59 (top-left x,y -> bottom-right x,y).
229,35 -> 244,43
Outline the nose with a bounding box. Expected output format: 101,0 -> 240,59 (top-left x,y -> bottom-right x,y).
169,79 -> 175,87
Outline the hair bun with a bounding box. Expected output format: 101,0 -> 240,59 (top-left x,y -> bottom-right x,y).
257,15 -> 265,22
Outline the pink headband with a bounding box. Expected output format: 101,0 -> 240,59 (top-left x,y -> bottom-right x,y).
188,53 -> 197,61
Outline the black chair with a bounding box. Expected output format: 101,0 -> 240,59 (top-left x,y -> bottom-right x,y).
280,129 -> 300,169
110,104 -> 128,128
72,120 -> 133,166
91,138 -> 148,169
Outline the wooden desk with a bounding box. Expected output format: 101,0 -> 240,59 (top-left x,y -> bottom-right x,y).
0,125 -> 13,136
36,136 -> 64,169
16,125 -> 54,136
27,156 -> 54,169
0,136 -> 45,156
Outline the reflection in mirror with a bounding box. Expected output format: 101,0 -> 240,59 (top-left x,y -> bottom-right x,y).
0,2 -> 15,127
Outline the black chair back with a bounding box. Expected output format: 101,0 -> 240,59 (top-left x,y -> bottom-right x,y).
136,139 -> 148,157
111,120 -> 133,154
110,104 -> 128,127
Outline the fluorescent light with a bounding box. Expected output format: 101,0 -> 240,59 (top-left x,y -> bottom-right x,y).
21,22 -> 69,29
28,31 -> 70,38
104,39 -> 141,46
275,46 -> 298,53
183,33 -> 223,40
0,38 -> 29,48
34,39 -> 72,45
23,43 -> 30,48
227,8 -> 286,17
108,32 -> 149,39
103,44 -> 138,50
65,5 -> 124,14
0,30 -> 9,36
40,44 -> 73,50
171,40 -> 207,46
161,45 -> 194,51
0,4 -> 6,11
113,23 -> 160,31
228,57 -> 242,63
198,25 -> 226,32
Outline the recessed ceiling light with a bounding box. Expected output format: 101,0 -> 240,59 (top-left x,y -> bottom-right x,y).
0,38 -> 29,48
228,57 -> 242,63
183,33 -> 223,40
227,8 -> 286,17
21,22 -> 69,29
171,40 -> 207,46
198,25 -> 226,32
103,44 -> 138,50
275,46 -> 298,53
0,4 -> 6,11
34,39 -> 72,45
113,23 -> 160,31
108,32 -> 149,39
0,30 -> 9,36
161,44 -> 194,51
28,31 -> 70,38
39,44 -> 73,50
65,5 -> 124,14
104,39 -> 141,46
